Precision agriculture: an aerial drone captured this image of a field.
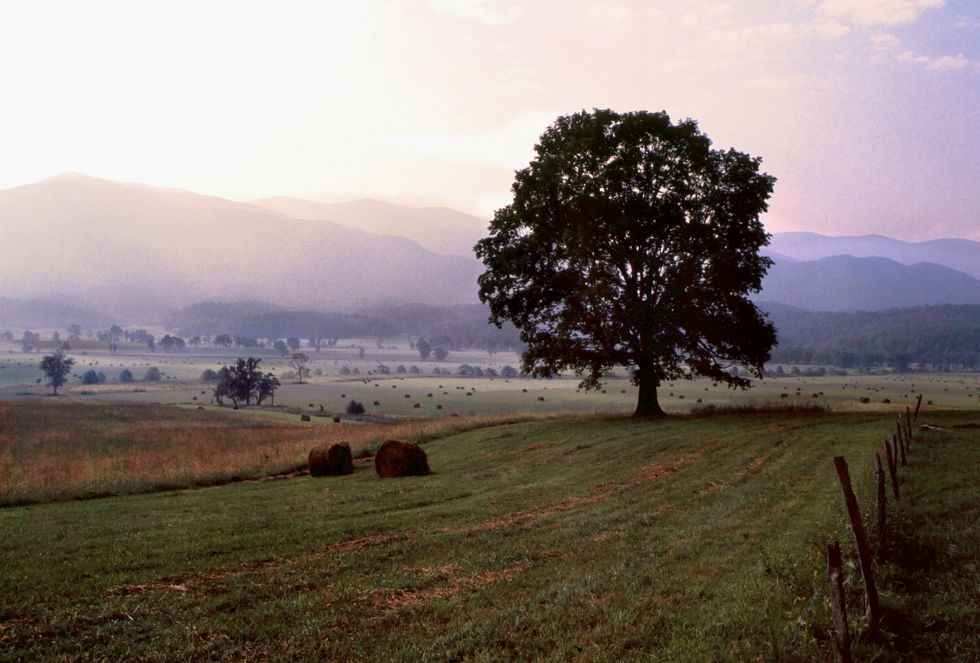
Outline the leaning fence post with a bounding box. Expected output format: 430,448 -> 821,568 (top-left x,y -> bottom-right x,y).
833,456 -> 880,627
827,539 -> 853,663
905,407 -> 913,443
883,440 -> 900,501
873,453 -> 887,555
913,394 -> 922,423
894,431 -> 906,467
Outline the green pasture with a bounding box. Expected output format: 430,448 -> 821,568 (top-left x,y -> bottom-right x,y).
1,404 -> 977,661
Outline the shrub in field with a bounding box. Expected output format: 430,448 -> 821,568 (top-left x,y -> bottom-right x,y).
375,440 -> 430,478
143,367 -> 162,382
308,442 -> 353,476
119,368 -> 134,383
201,368 -> 219,381
346,400 -> 366,416
81,370 -> 106,385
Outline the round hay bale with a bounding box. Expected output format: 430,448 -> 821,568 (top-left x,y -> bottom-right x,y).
309,442 -> 353,477
300,414 -> 311,422
375,440 -> 430,478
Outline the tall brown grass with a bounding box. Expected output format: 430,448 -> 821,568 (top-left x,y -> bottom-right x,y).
0,400 -> 552,506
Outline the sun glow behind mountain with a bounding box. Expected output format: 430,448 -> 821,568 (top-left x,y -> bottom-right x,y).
0,1 -> 976,240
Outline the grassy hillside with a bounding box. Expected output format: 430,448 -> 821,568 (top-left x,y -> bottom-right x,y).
2,404 -> 976,660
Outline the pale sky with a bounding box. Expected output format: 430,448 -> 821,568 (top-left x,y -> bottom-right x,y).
0,0 -> 977,240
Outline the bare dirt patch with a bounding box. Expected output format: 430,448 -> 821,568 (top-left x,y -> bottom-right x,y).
632,462 -> 677,484
366,565 -> 524,614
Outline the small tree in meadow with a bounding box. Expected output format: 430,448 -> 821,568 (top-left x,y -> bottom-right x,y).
39,352 -> 74,395
289,353 -> 311,383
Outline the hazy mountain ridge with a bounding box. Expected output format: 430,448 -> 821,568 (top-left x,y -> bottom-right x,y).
760,255 -> 980,311
768,232 -> 980,280
0,174 -> 482,321
0,297 -> 108,329
250,197 -> 488,257
2,173 -> 978,325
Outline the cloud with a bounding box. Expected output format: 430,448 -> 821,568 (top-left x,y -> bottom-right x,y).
747,74 -> 813,90
813,0 -> 944,26
582,3 -> 665,30
426,0 -> 522,25
898,50 -> 969,70
699,19 -> 849,55
872,32 -> 971,71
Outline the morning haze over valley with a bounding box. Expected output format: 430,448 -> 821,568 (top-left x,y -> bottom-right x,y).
1,1 -> 977,661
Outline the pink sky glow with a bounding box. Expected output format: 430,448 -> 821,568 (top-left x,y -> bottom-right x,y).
0,0 -> 977,240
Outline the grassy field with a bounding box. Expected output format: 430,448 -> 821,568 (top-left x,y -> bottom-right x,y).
2,401 -> 976,660
0,400 -> 549,506
4,345 -> 979,419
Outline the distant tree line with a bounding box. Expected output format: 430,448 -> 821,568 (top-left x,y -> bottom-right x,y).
762,303 -> 980,370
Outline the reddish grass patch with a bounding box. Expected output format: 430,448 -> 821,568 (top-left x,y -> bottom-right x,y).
1,400 -> 553,505
366,565 -> 524,614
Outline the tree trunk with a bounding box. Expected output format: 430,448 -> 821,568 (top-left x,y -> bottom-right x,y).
633,367 -> 666,417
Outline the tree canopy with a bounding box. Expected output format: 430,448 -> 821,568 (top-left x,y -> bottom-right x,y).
475,109 -> 777,416
213,357 -> 280,406
39,352 -> 74,395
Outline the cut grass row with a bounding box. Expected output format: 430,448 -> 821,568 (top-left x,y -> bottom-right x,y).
0,400 -> 553,506
3,406 -> 975,660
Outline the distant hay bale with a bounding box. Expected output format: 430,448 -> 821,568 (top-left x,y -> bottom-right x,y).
309,442 -> 353,477
300,414 -> 311,422
375,440 -> 430,478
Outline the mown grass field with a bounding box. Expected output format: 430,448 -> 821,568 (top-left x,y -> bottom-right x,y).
1,401 -> 976,661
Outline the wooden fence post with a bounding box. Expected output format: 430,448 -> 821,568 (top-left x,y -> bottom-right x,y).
895,432 -> 906,467
833,456 -> 880,627
883,440 -> 899,501
827,539 -> 853,663
905,407 -> 913,443
873,453 -> 887,555
913,394 -> 922,423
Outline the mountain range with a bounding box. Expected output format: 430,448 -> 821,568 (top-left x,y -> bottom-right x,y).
0,173 -> 480,321
0,172 -> 977,326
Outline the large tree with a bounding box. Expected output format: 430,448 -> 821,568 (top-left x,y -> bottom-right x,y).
475,109 -> 777,416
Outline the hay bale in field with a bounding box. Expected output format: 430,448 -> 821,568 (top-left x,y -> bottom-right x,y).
375,440 -> 430,478
301,414 -> 311,422
309,442 -> 353,477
